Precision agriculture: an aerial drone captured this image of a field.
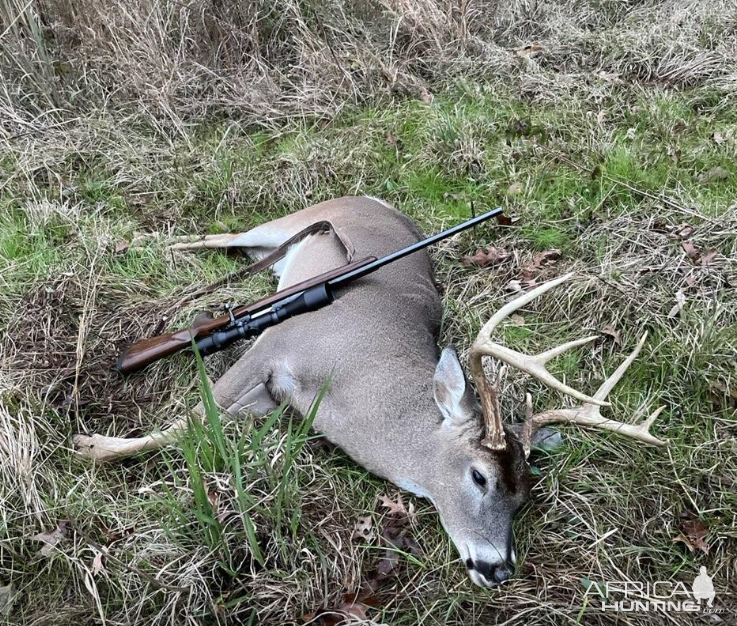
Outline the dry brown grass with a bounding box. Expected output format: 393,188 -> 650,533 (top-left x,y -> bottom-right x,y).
1,1 -> 737,625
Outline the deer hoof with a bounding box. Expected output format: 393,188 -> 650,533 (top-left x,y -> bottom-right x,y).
72,433 -> 127,462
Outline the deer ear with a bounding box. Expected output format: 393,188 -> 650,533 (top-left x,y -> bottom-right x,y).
434,346 -> 472,425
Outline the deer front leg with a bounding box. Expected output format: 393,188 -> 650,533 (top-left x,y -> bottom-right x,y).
73,347 -> 277,462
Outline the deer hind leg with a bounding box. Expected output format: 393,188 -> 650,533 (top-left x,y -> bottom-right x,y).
73,341 -> 278,462
169,210 -> 348,284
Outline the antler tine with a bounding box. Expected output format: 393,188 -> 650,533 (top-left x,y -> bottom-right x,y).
519,332 -> 668,457
472,273 -> 608,408
471,272 -> 596,451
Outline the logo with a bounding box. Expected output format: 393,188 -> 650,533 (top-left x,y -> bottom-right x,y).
692,566 -> 715,608
584,568 -> 728,615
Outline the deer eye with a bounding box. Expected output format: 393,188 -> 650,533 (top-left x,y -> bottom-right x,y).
471,469 -> 487,487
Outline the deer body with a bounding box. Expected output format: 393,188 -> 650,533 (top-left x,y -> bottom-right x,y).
215,197 -> 445,489
201,197 -> 526,586
74,196 -> 666,588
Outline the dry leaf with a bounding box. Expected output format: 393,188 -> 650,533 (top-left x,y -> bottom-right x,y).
461,247 -> 511,268
372,524 -> 423,581
420,90 -> 434,104
383,525 -> 422,557
302,589 -> 380,626
352,516 -> 375,543
674,519 -> 710,554
668,290 -> 687,318
375,550 -> 398,579
700,250 -> 718,266
33,520 -> 70,557
495,213 -> 516,226
114,241 -> 130,254
506,280 -> 523,292
532,249 -> 562,269
506,182 -> 522,196
378,494 -> 407,518
516,43 -> 543,58
600,325 -> 621,346
681,240 -> 701,262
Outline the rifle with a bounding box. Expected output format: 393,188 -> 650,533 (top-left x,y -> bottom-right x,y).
117,207 -> 504,374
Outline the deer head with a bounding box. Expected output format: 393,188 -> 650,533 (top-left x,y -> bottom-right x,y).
429,273 -> 667,588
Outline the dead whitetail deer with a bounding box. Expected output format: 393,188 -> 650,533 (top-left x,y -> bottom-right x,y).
73,197 -> 667,588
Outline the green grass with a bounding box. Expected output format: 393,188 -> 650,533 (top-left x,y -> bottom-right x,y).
1,79 -> 736,626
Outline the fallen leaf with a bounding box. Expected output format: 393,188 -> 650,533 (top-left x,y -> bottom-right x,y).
92,550 -> 106,576
0,584 -> 14,617
681,240 -> 701,262
700,250 -> 718,266
516,43 -> 543,58
699,166 -> 729,183
378,493 -> 407,518
600,325 -> 621,346
672,533 -> 695,552
114,241 -> 130,254
649,219 -> 668,233
33,520 -> 70,557
302,591 -> 380,626
713,131 -> 726,145
374,549 -> 399,579
461,246 -> 511,268
352,516 -> 375,543
420,90 -> 434,104
674,519 -> 710,554
371,524 -> 423,581
667,290 -> 687,318
495,213 -> 516,226
506,279 -> 523,292
531,249 -> 562,269
506,182 -> 523,196
382,525 -> 422,558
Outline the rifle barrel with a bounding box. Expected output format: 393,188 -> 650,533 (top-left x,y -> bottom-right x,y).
328,206 -> 503,289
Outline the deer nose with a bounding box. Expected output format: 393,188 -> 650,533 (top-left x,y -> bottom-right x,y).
472,560 -> 514,585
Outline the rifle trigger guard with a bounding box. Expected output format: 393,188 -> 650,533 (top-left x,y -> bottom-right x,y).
226,306 -> 237,327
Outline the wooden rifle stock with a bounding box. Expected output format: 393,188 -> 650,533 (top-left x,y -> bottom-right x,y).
116,255 -> 377,374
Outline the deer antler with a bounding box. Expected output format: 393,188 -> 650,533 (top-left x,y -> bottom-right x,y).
471,273 -> 606,451
518,332 -> 668,457
471,273 -> 667,455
